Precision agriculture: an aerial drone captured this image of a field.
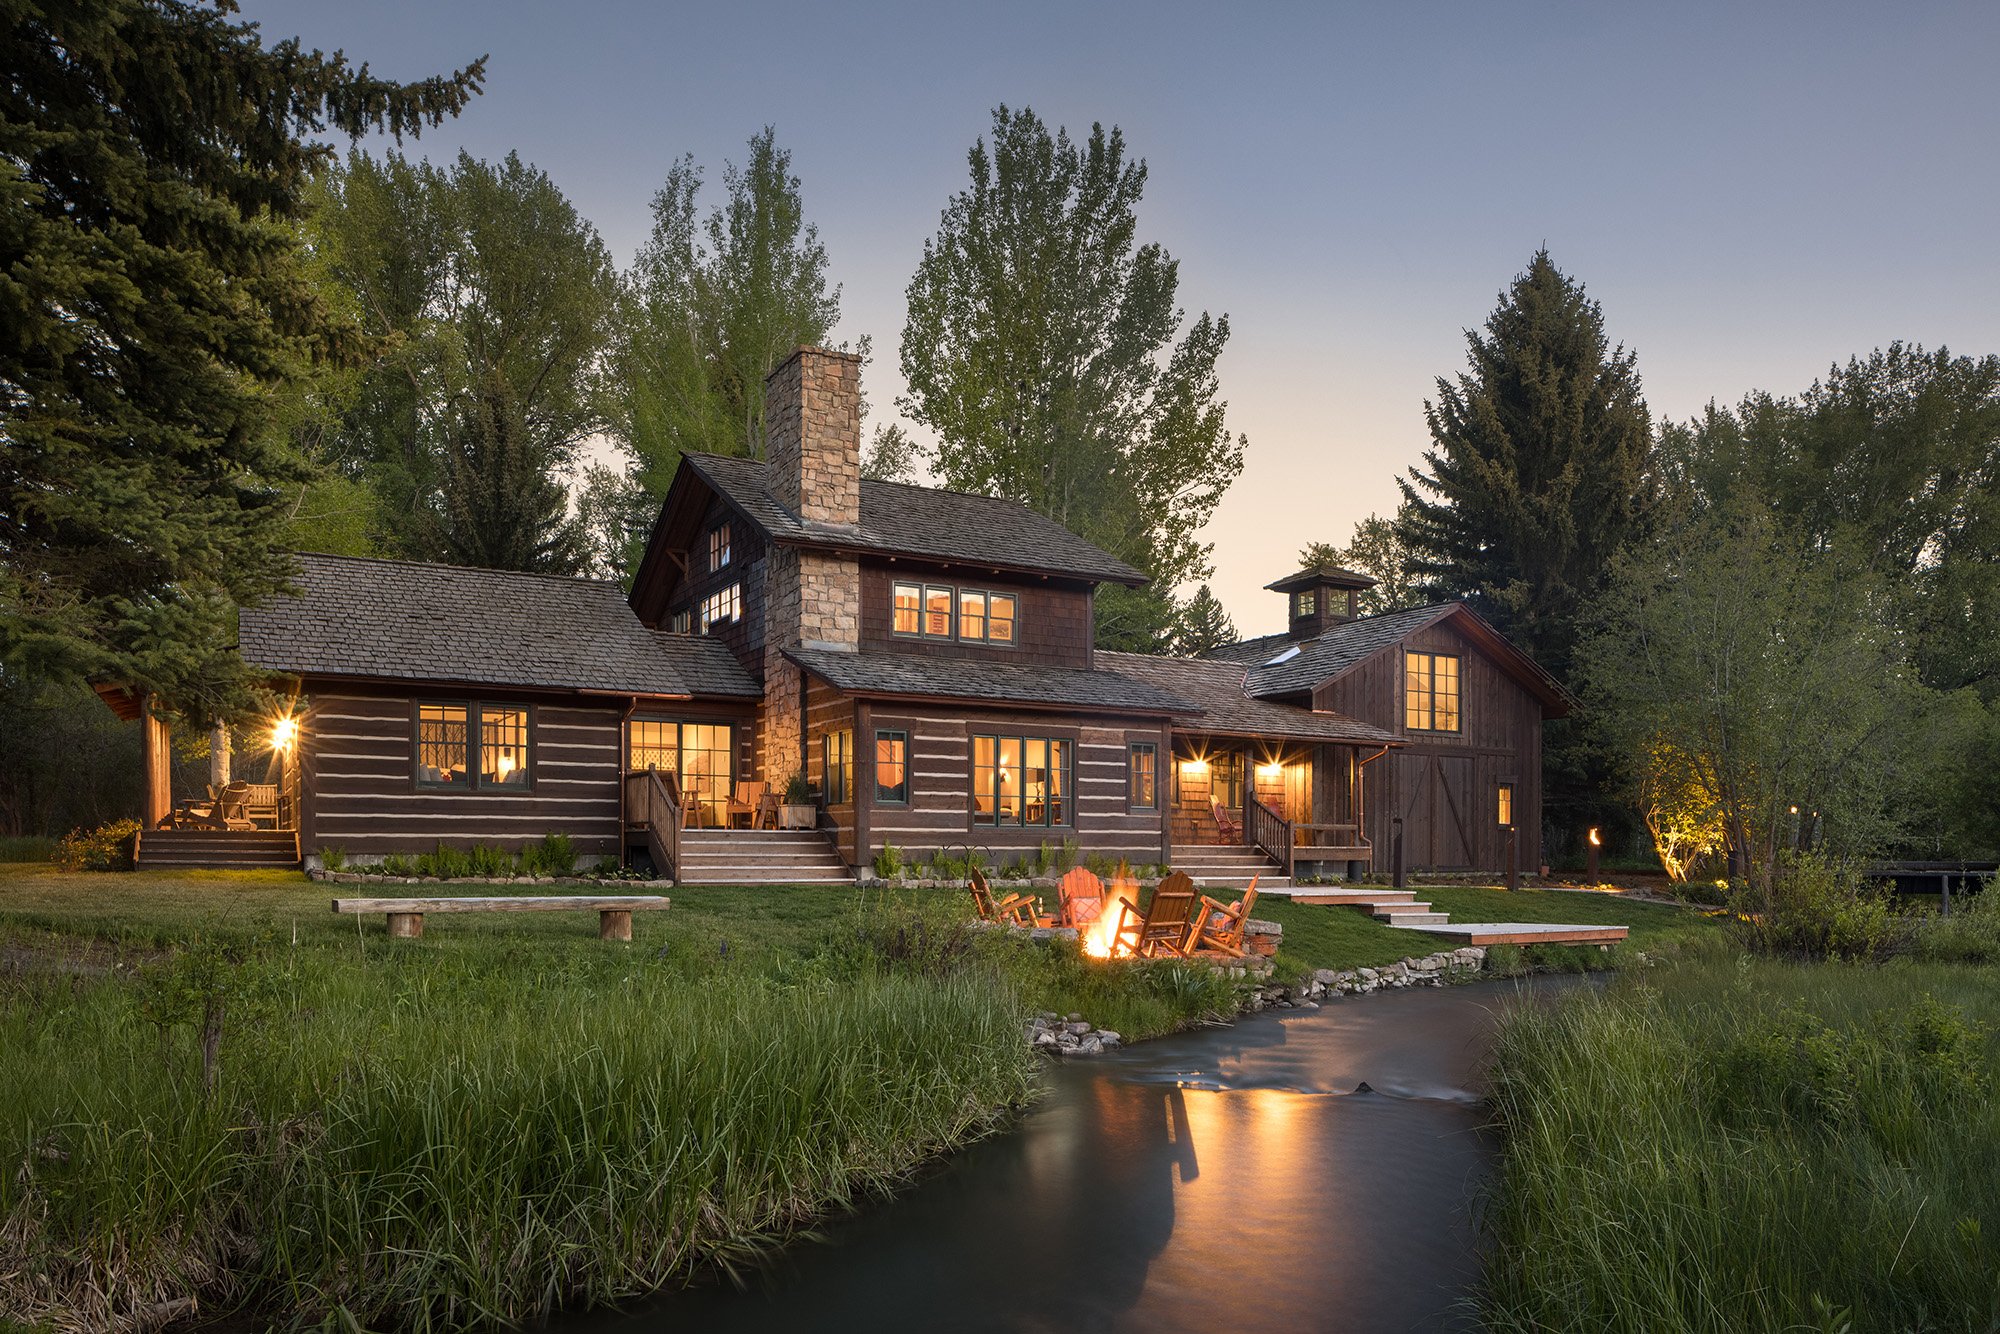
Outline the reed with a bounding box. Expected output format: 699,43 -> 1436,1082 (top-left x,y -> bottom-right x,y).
1481,953 -> 2000,1332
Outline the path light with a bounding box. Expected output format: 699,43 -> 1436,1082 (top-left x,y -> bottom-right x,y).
1586,826 -> 1600,883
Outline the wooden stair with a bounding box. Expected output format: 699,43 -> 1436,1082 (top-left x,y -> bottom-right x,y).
1267,884 -> 1628,944
670,829 -> 853,885
1171,843 -> 1290,890
136,828 -> 301,870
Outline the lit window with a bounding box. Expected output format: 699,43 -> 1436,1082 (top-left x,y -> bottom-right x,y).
1497,782 -> 1515,826
700,584 -> 741,632
417,704 -> 468,787
987,593 -> 1017,645
629,719 -> 678,772
1294,590 -> 1317,619
958,589 -> 987,642
892,581 -> 922,636
972,733 -> 1071,826
823,729 -> 853,805
875,731 -> 908,804
923,585 -> 954,637
1129,743 -> 1157,810
708,523 -> 732,572
1405,652 -> 1461,732
480,706 -> 529,787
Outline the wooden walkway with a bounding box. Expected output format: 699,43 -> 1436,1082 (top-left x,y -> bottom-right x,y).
1260,885 -> 1629,946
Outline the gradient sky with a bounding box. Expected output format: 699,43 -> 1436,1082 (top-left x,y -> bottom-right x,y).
242,0 -> 2000,637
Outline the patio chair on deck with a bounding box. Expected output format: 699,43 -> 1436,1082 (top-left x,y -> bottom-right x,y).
726,780 -> 767,829
1188,879 -> 1260,957
1055,866 -> 1107,929
241,782 -> 279,829
1110,872 -> 1202,959
1210,797 -> 1242,843
969,867 -> 1041,928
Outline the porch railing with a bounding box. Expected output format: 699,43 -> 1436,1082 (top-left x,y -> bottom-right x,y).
1292,822 -> 1373,863
624,767 -> 682,880
1247,796 -> 1294,877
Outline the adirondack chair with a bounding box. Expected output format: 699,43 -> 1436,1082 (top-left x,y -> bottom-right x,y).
241,782 -> 280,829
1056,866 -> 1108,928
1110,872 -> 1202,959
1210,797 -> 1243,843
1189,878 -> 1260,957
969,867 -> 1040,928
726,780 -> 767,829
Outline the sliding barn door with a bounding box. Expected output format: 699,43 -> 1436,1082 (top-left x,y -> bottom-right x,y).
1414,754 -> 1474,870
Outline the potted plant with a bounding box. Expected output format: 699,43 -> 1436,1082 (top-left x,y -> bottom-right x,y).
778,773 -> 817,830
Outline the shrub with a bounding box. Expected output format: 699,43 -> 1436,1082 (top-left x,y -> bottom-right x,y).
54,819 -> 141,872
518,833 -> 577,877
319,846 -> 347,873
1732,854 -> 1903,960
782,772 -> 812,805
414,843 -> 474,879
0,835 -> 58,863
872,844 -> 905,880
467,844 -> 513,878
1911,876 -> 2000,964
378,854 -> 418,877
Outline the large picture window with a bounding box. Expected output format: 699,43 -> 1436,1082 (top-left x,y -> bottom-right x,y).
1405,652 -> 1461,732
626,718 -> 736,825
824,729 -> 854,805
417,702 -> 531,790
972,733 -> 1071,826
1128,742 -> 1157,811
874,730 -> 908,805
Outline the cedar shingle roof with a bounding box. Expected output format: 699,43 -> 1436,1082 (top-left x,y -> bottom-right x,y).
682,453 -> 1148,585
1238,604 -> 1456,697
1097,652 -> 1401,746
786,647 -> 1193,715
240,553 -> 761,698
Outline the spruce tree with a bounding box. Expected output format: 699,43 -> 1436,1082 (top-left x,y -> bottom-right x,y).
1172,585 -> 1238,654
0,0 -> 481,719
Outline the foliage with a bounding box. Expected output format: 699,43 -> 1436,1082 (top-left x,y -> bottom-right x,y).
1483,957 -> 2000,1333
873,843 -> 906,880
1170,585 -> 1237,654
1730,854 -> 1903,962
318,846 -> 346,873
520,833 -> 576,877
313,150 -> 615,572
1299,510 -> 1424,617
53,819 -> 140,872
0,669 -> 144,838
899,106 -> 1247,651
0,835 -> 56,863
781,772 -> 812,805
1637,737 -> 1727,882
1910,878 -> 2000,965
0,0 -> 480,721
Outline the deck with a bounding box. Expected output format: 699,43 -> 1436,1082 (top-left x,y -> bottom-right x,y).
1262,885 -> 1629,946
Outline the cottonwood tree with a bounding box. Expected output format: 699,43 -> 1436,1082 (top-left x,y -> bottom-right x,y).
0,0 -> 481,719
899,106 -> 1247,651
315,150 -> 614,571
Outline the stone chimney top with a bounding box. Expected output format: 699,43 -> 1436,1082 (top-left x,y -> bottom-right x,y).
764,346 -> 862,530
1266,564 -> 1376,639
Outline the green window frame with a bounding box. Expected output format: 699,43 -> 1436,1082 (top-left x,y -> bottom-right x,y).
1128,742 -> 1157,811
416,701 -> 532,791
874,730 -> 909,805
824,729 -> 854,805
971,733 -> 1071,827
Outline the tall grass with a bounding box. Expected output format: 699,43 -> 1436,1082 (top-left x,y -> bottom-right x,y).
1481,953 -> 2000,1332
0,941 -> 1037,1330
0,834 -> 56,863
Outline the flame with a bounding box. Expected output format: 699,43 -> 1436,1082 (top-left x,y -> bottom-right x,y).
1080,875 -> 1140,959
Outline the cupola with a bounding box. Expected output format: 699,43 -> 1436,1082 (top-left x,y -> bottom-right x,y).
1266,564 -> 1376,640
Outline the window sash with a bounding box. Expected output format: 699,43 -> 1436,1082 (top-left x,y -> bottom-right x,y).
923,585 -> 954,637
874,730 -> 908,804
417,702 -> 531,791
987,593 -> 1017,645
957,589 -> 987,642
700,583 -> 741,633
417,704 -> 468,788
1497,783 -> 1514,827
892,582 -> 922,636
1129,743 -> 1157,810
1405,652 -> 1463,732
823,730 -> 853,805
480,706 -> 529,787
971,733 -> 1071,826
708,523 -> 732,572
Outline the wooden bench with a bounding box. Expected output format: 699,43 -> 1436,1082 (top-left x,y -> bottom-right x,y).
331,895 -> 671,941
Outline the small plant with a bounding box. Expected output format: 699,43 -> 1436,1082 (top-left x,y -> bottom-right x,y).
1732,854 -> 1902,961
467,844 -> 512,877
783,772 -> 812,805
54,819 -> 141,872
319,846 -> 347,873
516,833 -> 576,877
873,843 -> 905,880
377,853 -> 418,877
1059,836 -> 1080,872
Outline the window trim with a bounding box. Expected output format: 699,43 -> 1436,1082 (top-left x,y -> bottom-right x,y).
873,729 -> 909,806
1404,651 -> 1463,734
1128,741 -> 1158,811
970,731 -> 1073,828
412,700 -> 535,793
1497,781 -> 1515,827
891,581 -> 923,638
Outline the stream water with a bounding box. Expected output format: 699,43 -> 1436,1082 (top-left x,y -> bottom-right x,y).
558,977 -> 1584,1334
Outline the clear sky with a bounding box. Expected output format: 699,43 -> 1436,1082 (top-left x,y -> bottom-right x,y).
242,0 -> 2000,637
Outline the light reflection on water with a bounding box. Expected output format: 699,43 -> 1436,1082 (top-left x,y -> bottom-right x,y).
556,977 -> 1582,1334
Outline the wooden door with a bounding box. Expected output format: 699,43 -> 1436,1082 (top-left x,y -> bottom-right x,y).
1413,754 -> 1474,869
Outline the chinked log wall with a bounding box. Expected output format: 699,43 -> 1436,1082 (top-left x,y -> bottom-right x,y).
853,706 -> 1171,869
299,688 -> 624,860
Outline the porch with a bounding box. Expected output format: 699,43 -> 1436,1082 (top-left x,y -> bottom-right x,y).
1167,737 -> 1381,878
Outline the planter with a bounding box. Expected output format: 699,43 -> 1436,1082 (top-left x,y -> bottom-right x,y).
777,804 -> 817,830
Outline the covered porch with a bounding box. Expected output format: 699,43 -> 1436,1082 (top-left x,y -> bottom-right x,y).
1167,734 -> 1388,877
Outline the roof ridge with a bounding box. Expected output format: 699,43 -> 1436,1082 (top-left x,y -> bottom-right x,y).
290,550 -> 622,593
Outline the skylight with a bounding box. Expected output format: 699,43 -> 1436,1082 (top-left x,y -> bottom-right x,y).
1264,645 -> 1302,666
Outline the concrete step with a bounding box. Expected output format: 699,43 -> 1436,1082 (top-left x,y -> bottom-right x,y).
1281,889 -> 1425,907
1184,874 -> 1292,890
1376,911 -> 1451,926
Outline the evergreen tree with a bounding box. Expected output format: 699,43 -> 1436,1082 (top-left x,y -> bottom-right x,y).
1297,511 -> 1422,616
1396,250 -> 1654,679
0,0 -> 481,719
1172,585 -> 1238,654
900,106 -> 1247,651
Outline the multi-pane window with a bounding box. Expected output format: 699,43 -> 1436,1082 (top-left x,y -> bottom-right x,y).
708,523 -> 732,572
628,719 -> 678,771
1293,590 -> 1317,619
1128,742 -> 1157,810
417,702 -> 530,790
874,730 -> 908,805
1497,783 -> 1514,827
889,582 -> 1019,646
1404,652 -> 1461,732
823,729 -> 853,805
626,720 -> 736,823
699,584 -> 741,633
669,609 -> 692,634
971,734 -> 1071,826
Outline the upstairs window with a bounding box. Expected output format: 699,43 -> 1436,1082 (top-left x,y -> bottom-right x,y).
985,593 -> 1017,645
669,608 -> 692,634
708,523 -> 732,572
1405,652 -> 1461,732
888,582 -> 1018,646
923,585 -> 953,637
1293,590 -> 1317,619
417,702 -> 531,790
893,582 -> 922,635
700,584 -> 741,633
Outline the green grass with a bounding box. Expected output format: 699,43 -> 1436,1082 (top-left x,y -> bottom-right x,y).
0,834 -> 55,863
1482,952 -> 2000,1332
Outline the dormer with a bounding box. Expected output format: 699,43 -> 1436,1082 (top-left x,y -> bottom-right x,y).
1266,564 -> 1376,640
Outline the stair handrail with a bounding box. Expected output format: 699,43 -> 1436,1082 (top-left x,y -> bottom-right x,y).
1247,796 -> 1295,877
623,766 -> 682,880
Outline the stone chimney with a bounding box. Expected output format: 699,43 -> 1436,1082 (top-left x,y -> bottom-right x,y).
1267,565 -> 1376,640
760,347 -> 863,787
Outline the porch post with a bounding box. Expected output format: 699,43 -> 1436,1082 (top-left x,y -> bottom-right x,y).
141,695 -> 171,829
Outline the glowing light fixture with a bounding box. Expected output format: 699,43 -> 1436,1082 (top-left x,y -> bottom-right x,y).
1183,756 -> 1208,774
1587,827 -> 1601,847
497,754 -> 517,780
271,716 -> 298,751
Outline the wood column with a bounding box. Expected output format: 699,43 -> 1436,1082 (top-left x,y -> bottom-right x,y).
142,697 -> 172,829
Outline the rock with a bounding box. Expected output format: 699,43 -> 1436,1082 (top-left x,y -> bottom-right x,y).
1039,1012 -> 1060,1023
1354,1080 -> 1375,1094
1066,1013 -> 1084,1024
1032,1031 -> 1059,1049
1076,1036 -> 1104,1056
1095,1030 -> 1121,1045
1066,1020 -> 1092,1036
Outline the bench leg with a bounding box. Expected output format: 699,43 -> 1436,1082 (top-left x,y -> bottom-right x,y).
599,909 -> 633,942
387,912 -> 424,938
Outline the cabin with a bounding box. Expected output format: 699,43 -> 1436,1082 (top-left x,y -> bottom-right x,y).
107,346 -> 1562,884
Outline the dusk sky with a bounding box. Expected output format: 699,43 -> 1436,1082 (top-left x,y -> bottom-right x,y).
244,1 -> 2000,636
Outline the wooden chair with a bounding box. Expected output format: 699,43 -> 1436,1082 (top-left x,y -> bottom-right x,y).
1110,872 -> 1202,959
1210,797 -> 1242,843
242,782 -> 280,829
1188,878 -> 1260,957
1056,866 -> 1107,928
726,780 -> 767,829
208,782 -> 255,832
969,866 -> 1040,928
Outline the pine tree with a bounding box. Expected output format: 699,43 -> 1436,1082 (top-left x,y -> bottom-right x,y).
1396,250 -> 1654,680
0,0 -> 481,720
1172,585 -> 1238,655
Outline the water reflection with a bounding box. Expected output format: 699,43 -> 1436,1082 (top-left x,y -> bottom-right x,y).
562,978 -> 1578,1334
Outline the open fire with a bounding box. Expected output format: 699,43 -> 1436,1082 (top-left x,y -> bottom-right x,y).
1079,872 -> 1141,959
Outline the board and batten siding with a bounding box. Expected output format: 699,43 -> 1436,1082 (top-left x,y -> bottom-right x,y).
298,687 -> 625,860
852,704 -> 1170,869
